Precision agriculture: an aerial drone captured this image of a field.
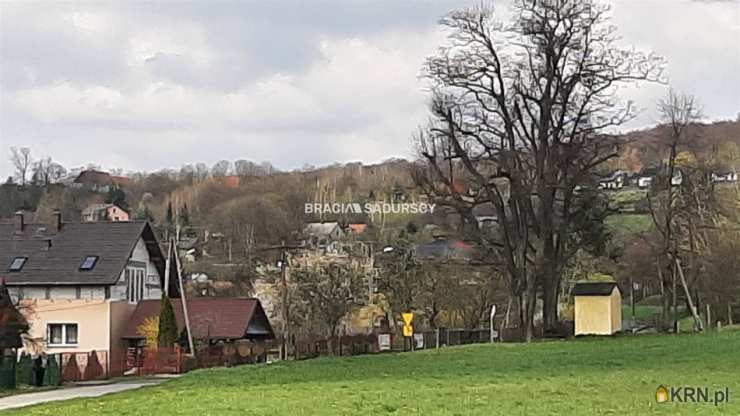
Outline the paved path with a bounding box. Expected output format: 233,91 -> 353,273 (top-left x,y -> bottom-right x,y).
0,381 -> 163,411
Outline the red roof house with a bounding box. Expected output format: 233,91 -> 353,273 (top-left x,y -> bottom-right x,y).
121,298 -> 274,342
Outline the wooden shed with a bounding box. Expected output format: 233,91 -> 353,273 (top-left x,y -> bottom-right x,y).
572,282 -> 622,336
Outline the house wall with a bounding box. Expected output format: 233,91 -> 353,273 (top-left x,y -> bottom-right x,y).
109,301 -> 138,375
107,206 -> 129,222
20,299 -> 111,355
8,286 -> 106,301
575,296 -> 613,335
110,237 -> 162,301
609,289 -> 622,333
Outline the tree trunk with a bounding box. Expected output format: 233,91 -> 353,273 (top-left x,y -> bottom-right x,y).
542,278 -> 560,333
522,282 -> 537,342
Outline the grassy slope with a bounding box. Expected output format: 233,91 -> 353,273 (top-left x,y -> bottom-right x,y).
10,332 -> 740,416
605,213 -> 653,238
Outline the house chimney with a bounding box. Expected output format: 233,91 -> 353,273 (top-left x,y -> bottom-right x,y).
15,211 -> 24,232
53,210 -> 63,232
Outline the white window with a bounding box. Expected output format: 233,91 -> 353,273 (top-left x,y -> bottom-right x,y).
126,267 -> 145,303
47,323 -> 78,346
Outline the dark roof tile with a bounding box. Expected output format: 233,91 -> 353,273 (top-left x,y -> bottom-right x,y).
571,282 -> 620,296
121,298 -> 274,340
0,221 -> 164,285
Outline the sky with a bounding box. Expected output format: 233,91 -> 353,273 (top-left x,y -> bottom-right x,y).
1,0 -> 739,179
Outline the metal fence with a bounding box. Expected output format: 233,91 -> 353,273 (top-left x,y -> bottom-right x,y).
0,353 -> 16,389
283,328 -> 500,361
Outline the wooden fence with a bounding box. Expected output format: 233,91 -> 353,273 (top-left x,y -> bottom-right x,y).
126,340 -> 268,376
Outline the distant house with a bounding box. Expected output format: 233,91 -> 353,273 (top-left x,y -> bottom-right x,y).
176,236 -> 200,263
73,170 -> 116,192
475,216 -> 497,232
415,238 -> 475,262
303,222 -> 344,247
213,176 -> 240,188
671,169 -> 683,186
111,176 -> 130,186
636,167 -> 659,189
346,223 -> 367,235
572,282 -> 622,336
82,203 -> 130,222
1,211 -> 177,374
598,171 -> 627,190
121,297 -> 274,346
391,187 -> 407,202
711,169 -> 738,183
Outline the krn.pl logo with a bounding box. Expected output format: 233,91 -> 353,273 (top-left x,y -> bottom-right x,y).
656,385 -> 669,403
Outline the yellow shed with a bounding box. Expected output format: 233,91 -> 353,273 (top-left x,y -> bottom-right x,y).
572,282 -> 621,336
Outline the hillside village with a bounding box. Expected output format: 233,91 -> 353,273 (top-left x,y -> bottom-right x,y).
3,120 -> 740,341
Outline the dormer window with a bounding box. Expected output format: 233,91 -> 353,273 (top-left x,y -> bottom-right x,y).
9,256 -> 27,272
79,256 -> 98,271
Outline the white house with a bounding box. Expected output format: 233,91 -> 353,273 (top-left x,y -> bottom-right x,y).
1,212 -> 176,375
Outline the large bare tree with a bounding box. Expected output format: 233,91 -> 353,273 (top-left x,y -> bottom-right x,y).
415,1 -> 663,340
9,147 -> 33,186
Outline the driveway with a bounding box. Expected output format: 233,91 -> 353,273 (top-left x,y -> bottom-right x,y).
0,380 -> 163,411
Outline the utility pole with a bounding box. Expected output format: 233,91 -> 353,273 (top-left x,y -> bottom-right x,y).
163,241 -> 171,297
280,240 -> 289,360
173,237 -> 195,356
257,241 -> 302,361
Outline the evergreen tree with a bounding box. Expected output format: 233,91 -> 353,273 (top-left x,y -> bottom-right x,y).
143,206 -> 154,222
0,279 -> 29,351
105,184 -> 128,211
157,294 -> 179,348
165,201 -> 174,225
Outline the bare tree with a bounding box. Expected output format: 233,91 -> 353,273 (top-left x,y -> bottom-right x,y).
415,1 -> 663,340
9,147 -> 33,186
31,157 -> 67,186
211,160 -> 232,177
647,90 -> 704,331
293,261 -> 367,342
234,159 -> 258,177
194,163 -> 210,182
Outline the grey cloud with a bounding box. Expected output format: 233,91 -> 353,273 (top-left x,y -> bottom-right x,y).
1,0 -> 738,179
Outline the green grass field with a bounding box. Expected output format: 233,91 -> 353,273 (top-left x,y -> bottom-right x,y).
8,331 -> 740,416
606,213 -> 653,238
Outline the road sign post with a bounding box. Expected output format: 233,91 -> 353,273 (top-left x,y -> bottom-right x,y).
402,312 -> 414,350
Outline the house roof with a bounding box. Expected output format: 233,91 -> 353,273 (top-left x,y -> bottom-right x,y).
121,297 -> 274,340
74,170 -> 114,185
599,170 -> 627,182
0,221 -> 165,286
415,239 -> 475,261
347,223 -> 367,234
82,203 -> 126,215
571,281 -> 620,296
304,222 -> 342,237
213,176 -> 240,188
638,166 -> 660,177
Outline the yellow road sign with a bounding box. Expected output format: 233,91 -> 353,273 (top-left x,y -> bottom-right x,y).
402,312 -> 414,326
402,324 -> 413,337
